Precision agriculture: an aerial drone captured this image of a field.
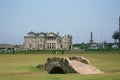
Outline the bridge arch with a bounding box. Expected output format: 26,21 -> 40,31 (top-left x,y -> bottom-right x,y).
49,66 -> 65,74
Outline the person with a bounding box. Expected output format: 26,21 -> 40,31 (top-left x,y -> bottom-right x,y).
53,50 -> 55,54
62,50 -> 64,55
55,50 -> 57,54
12,48 -> 15,54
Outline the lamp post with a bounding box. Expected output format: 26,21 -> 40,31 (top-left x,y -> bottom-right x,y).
119,16 -> 120,47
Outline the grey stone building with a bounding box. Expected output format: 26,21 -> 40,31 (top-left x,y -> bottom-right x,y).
24,31 -> 72,50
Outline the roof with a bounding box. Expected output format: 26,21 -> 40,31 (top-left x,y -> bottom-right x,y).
0,44 -> 14,48
46,32 -> 58,36
27,31 -> 36,35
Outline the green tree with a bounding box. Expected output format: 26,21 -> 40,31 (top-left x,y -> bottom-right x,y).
112,31 -> 119,43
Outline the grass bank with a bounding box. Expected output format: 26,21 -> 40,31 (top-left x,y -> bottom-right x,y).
0,51 -> 120,80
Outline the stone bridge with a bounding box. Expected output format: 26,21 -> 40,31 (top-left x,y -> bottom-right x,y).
37,56 -> 103,74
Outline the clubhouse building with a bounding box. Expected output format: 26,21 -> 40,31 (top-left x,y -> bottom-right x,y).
24,31 -> 72,50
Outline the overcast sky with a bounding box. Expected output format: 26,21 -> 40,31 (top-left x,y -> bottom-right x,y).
0,0 -> 120,44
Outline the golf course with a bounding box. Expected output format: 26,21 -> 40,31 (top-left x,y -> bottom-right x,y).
0,50 -> 120,80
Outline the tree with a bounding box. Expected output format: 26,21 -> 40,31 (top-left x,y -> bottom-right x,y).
112,31 -> 119,43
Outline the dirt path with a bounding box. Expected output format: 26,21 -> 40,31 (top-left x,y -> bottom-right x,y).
0,72 -> 47,76
69,60 -> 103,74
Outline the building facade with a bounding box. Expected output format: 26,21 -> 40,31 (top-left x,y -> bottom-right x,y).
24,31 -> 72,50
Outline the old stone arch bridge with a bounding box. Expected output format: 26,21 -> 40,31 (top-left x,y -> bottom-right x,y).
37,56 -> 103,74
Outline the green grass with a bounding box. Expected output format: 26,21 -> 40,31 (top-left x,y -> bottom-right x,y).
0,51 -> 120,80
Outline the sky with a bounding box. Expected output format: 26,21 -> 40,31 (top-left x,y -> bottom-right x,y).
0,0 -> 120,45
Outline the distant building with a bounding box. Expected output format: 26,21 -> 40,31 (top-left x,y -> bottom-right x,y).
0,44 -> 23,52
112,44 -> 118,49
90,32 -> 94,44
89,43 -> 105,49
0,44 -> 14,49
24,31 -> 72,50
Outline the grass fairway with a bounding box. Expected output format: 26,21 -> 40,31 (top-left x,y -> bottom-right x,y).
0,51 -> 120,80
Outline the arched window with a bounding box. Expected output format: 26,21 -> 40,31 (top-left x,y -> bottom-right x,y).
61,45 -> 62,48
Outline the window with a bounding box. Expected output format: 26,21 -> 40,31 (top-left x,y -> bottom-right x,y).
29,39 -> 32,43
61,45 -> 62,48
40,39 -> 42,42
39,44 -> 42,48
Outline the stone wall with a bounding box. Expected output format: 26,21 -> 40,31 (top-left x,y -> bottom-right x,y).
68,56 -> 90,64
